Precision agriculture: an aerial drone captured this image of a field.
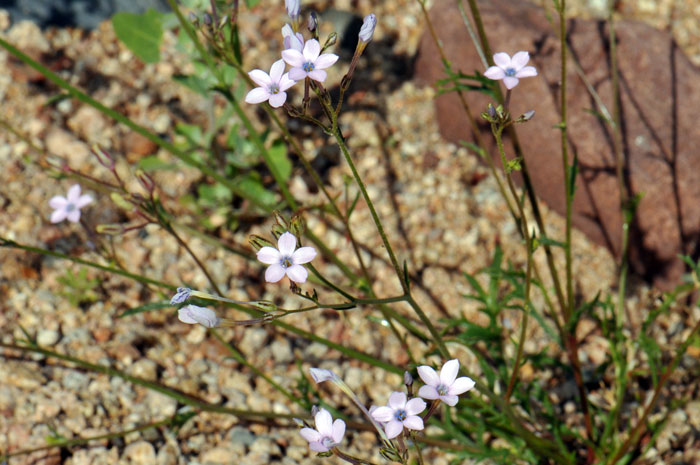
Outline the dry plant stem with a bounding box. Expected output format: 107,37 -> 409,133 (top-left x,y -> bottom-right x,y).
164,223 -> 223,296
606,315 -> 700,464
493,125 -> 533,402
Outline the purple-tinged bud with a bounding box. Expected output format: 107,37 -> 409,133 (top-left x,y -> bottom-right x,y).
170,287 -> 192,305
311,405 -> 320,416
92,145 -> 114,170
135,169 -> 155,194
521,110 -> 535,121
359,14 -> 377,43
309,367 -> 340,384
307,12 -> 317,33
404,371 -> 414,387
286,0 -> 300,20
202,13 -> 212,26
187,12 -> 199,25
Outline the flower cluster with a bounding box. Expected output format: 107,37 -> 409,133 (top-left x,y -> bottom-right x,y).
244,4 -> 377,108
303,361 -> 475,453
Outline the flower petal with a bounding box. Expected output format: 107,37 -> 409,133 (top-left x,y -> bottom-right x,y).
417,385 -> 439,400
245,87 -> 271,104
384,420 -> 404,439
303,39 -> 321,61
282,49 -> 304,68
449,376 -> 476,395
288,67 -> 307,81
371,406 -> 395,422
402,415 -> 424,431
516,65 -> 538,78
268,91 -> 288,108
440,359 -> 460,386
405,397 -> 426,416
277,231 -> 297,256
300,427 -> 321,443
66,184 -> 82,203
511,51 -> 530,70
307,69 -> 327,83
75,194 -> 93,209
309,441 -> 329,452
66,209 -> 82,223
285,264 -> 308,283
292,246 -> 317,265
50,208 -> 67,223
440,394 -> 459,406
49,195 -> 68,209
314,53 -> 338,70
388,391 -> 407,410
248,69 -> 272,87
257,247 -> 282,264
315,409 -> 333,436
503,76 -> 520,89
417,365 -> 439,386
265,264 -> 286,283
493,52 -> 511,68
484,66 -> 505,80
332,419 -> 346,443
279,73 -> 297,91
269,59 -> 286,83
309,367 -> 338,383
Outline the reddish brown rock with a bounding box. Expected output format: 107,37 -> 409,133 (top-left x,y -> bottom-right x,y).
415,0 -> 700,289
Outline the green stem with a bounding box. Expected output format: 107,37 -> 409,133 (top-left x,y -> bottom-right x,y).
0,237 -> 175,290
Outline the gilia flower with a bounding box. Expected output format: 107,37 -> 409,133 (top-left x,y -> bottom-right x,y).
49,184 -> 93,223
178,305 -> 220,328
484,51 -> 537,89
285,0 -> 300,21
282,39 -> 338,83
309,367 -> 340,384
370,392 -> 426,439
300,408 -> 345,452
256,231 -> 317,283
282,23 -> 304,52
245,59 -> 296,108
417,359 -> 475,406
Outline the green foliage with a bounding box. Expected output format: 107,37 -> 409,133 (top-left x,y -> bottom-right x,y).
56,267 -> 100,307
112,9 -> 164,64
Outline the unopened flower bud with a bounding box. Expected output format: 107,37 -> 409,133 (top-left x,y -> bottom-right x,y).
404,371 -> 414,387
307,12 -> 318,33
323,32 -> 337,50
92,145 -> 114,170
170,287 -> 192,305
248,234 -> 274,251
178,305 -> 220,328
202,13 -> 212,26
252,300 -> 278,312
309,367 -> 340,384
292,417 -> 306,427
135,169 -> 155,194
359,14 -> 377,43
96,224 -> 124,235
188,12 -> 199,25
488,104 -> 497,119
110,192 -> 134,211
289,214 -> 306,238
311,405 -> 320,416
520,110 -> 535,121
286,0 -> 300,20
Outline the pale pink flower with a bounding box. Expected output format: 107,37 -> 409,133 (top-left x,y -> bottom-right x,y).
370,392 -> 426,439
282,23 -> 304,52
300,408 -> 345,452
49,184 -> 93,223
484,51 -> 537,89
245,59 -> 297,108
256,231 -> 317,283
285,0 -> 300,21
417,359 -> 475,406
178,305 -> 220,328
282,39 -> 338,83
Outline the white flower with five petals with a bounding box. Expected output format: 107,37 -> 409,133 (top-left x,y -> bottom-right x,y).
282,39 -> 338,83
484,51 -> 538,90
256,231 -> 317,283
370,392 -> 426,439
49,184 -> 93,223
417,359 -> 475,406
245,59 -> 297,108
300,408 -> 345,452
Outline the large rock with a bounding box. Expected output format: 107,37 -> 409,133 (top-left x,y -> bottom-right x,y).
414,0 -> 700,289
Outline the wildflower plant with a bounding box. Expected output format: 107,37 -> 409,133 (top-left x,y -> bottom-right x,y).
1,0 -> 699,465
